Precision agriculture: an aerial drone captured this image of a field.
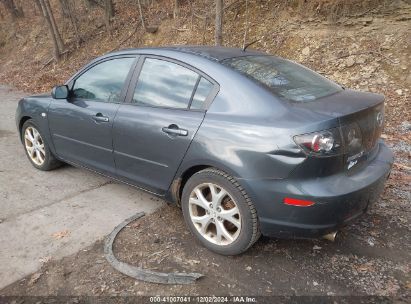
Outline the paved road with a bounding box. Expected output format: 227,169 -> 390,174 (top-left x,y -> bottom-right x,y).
0,84 -> 164,289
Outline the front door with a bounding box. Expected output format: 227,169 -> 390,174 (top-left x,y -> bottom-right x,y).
48,56 -> 136,174
113,57 -> 216,194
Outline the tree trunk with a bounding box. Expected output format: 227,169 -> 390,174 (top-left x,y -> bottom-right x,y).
104,0 -> 114,34
38,0 -> 60,61
173,0 -> 179,19
44,0 -> 64,52
59,0 -> 70,18
33,0 -> 42,16
136,0 -> 146,30
215,0 -> 223,46
1,0 -> 24,20
63,0 -> 82,47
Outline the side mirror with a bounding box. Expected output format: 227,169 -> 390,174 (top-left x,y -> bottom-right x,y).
51,85 -> 69,99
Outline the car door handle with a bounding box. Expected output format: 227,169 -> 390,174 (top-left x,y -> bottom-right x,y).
92,113 -> 109,123
162,125 -> 188,136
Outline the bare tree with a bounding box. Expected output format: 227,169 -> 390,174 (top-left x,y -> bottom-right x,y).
136,0 -> 146,30
44,0 -> 64,52
173,0 -> 179,19
33,0 -> 42,15
0,0 -> 24,20
61,0 -> 82,47
38,0 -> 61,61
104,0 -> 114,34
215,0 -> 223,46
58,0 -> 70,17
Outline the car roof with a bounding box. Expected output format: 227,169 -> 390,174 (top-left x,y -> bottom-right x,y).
110,45 -> 267,62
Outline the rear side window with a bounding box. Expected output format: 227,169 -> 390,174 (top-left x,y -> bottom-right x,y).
72,57 -> 134,102
222,56 -> 342,102
133,58 -> 199,109
190,77 -> 213,110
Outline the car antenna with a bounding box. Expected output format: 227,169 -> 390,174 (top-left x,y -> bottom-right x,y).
242,39 -> 260,52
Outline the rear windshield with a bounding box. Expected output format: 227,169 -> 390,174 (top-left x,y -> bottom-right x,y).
222,55 -> 342,102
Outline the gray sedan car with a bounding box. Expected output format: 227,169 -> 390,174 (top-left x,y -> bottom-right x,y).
16,46 -> 393,255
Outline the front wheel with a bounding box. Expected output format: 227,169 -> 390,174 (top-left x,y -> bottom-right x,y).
22,119 -> 61,171
181,168 -> 260,255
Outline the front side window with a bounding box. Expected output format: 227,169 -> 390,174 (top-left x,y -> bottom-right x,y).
222,56 -> 342,102
72,57 -> 134,102
132,58 -> 199,109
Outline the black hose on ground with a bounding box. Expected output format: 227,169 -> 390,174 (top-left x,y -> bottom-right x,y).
104,212 -> 204,284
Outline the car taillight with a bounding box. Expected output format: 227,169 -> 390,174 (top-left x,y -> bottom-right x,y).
294,128 -> 342,156
341,123 -> 363,156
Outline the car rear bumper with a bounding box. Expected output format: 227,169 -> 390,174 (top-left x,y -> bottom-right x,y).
241,141 -> 394,239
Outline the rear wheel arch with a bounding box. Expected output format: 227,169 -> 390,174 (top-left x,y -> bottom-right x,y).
170,165 -> 211,207
170,163 -> 246,207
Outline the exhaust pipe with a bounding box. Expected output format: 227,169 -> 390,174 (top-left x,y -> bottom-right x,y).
323,231 -> 338,242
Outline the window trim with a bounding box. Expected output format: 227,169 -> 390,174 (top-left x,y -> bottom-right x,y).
66,55 -> 139,104
189,76 -> 215,110
187,76 -> 201,109
125,55 -> 219,112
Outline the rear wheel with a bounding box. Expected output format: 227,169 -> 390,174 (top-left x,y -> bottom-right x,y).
181,168 -> 260,255
22,120 -> 61,171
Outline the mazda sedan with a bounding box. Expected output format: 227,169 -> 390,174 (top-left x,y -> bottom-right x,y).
16,46 -> 393,255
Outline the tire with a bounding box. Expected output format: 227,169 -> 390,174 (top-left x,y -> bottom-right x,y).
21,119 -> 62,171
181,168 -> 260,255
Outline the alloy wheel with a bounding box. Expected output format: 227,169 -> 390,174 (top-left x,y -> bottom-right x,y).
24,126 -> 46,166
188,183 -> 241,245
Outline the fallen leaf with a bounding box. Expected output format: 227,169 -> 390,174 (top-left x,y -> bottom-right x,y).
187,259 -> 200,266
52,230 -> 70,239
28,272 -> 42,286
39,256 -> 51,264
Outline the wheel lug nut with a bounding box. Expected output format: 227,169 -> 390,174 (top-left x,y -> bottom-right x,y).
217,216 -> 223,221
216,207 -> 221,212
209,204 -> 213,209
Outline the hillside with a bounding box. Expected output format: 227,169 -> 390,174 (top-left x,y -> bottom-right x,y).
0,0 -> 410,144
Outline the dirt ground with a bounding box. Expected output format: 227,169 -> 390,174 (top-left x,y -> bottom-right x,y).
1,146 -> 410,300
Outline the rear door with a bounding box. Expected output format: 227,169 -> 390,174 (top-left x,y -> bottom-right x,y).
113,56 -> 218,194
48,56 -> 137,174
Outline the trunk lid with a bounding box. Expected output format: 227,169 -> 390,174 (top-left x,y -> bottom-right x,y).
294,89 -> 385,171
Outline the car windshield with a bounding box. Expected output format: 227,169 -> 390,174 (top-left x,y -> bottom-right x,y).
222,55 -> 342,102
